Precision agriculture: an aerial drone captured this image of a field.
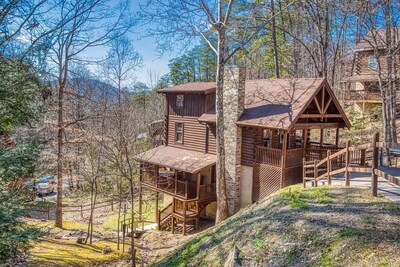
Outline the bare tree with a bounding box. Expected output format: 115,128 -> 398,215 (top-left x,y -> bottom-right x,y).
46,0 -> 134,228
140,0 -> 294,223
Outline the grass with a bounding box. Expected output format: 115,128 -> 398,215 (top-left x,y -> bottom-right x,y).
28,220 -> 129,267
30,238 -> 129,267
102,199 -> 162,231
154,186 -> 400,267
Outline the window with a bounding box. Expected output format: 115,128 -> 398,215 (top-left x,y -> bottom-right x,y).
175,122 -> 184,143
263,129 -> 271,147
368,55 -> 377,70
176,94 -> 184,108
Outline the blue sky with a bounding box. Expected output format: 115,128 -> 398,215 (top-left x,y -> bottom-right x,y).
81,0 -> 174,86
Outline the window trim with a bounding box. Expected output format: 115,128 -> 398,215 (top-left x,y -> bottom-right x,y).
175,122 -> 184,144
176,94 -> 184,108
368,55 -> 377,70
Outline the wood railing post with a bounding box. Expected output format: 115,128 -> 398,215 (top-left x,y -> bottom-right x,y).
327,150 -> 332,185
371,132 -> 379,196
197,173 -> 201,199
183,201 -> 187,235
303,158 -> 306,188
185,181 -> 188,199
360,149 -> 366,166
314,160 -> 318,187
345,140 -> 351,186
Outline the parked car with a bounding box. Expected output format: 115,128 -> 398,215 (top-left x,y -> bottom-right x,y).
36,176 -> 56,196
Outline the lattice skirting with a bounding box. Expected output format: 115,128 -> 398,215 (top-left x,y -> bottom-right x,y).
252,163 -> 282,202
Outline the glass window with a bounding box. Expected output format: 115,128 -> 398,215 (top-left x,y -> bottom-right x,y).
176,94 -> 184,108
369,55 -> 377,70
263,129 -> 271,147
175,122 -> 184,143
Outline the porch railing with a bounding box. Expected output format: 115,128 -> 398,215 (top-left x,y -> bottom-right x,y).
255,146 -> 282,166
142,175 -> 216,200
286,148 -> 303,168
142,176 -> 197,199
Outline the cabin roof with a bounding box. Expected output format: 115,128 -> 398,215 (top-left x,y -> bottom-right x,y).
355,28 -> 400,51
134,146 -> 216,173
157,82 -> 215,94
238,78 -> 347,130
195,78 -> 349,130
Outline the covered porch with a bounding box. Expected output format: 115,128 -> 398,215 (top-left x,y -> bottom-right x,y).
135,146 -> 217,201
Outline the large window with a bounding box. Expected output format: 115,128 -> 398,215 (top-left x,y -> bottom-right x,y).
368,55 -> 377,70
263,129 -> 271,147
176,94 -> 184,108
175,122 -> 184,144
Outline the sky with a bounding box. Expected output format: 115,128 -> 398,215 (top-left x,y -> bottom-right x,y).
81,0 -> 175,86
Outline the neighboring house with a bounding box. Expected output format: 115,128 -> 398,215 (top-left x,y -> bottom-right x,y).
135,66 -> 350,235
341,29 -> 400,115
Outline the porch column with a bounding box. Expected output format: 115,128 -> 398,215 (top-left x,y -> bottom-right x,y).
320,128 -> 324,147
335,128 -> 340,146
281,131 -> 288,188
302,129 -> 307,160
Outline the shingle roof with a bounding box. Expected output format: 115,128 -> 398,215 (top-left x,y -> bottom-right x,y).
134,146 -> 216,173
157,82 -> 215,94
355,28 -> 400,51
238,78 -> 327,129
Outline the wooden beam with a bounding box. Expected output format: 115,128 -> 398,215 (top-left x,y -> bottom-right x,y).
321,86 -> 325,112
293,123 -> 339,130
300,114 -> 342,119
314,96 -> 323,114
335,128 -> 340,146
323,97 -> 332,113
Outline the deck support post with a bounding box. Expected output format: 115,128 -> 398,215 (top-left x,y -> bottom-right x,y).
314,160 -> 318,187
335,128 -> 340,146
281,131 -> 288,188
155,192 -> 159,228
183,201 -> 187,235
197,173 -> 201,199
139,163 -> 143,232
371,132 -> 379,196
320,128 -> 324,147
327,150 -> 332,185
345,140 -> 351,186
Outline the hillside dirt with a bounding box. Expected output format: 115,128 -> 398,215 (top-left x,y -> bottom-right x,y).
155,186 -> 400,267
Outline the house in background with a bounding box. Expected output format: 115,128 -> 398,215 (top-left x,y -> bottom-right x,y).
134,67 -> 350,235
340,29 -> 400,116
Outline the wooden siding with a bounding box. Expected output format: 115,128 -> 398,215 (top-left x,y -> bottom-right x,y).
355,51 -> 389,75
168,116 -> 207,153
167,93 -> 206,117
207,125 -> 216,154
205,92 -> 215,112
241,128 -> 256,165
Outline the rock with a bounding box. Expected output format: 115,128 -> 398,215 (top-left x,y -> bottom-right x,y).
224,245 -> 242,267
76,237 -> 86,244
102,246 -> 112,255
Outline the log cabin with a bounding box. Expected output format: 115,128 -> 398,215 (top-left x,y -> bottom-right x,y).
134,66 -> 351,234
341,28 -> 400,115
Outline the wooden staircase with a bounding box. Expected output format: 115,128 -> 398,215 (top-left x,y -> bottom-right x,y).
156,197 -> 215,235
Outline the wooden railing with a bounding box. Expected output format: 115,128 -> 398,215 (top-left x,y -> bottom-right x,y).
198,183 -> 216,200
156,203 -> 173,230
142,175 -> 197,199
255,146 -> 282,166
286,148 -> 303,168
341,90 -> 383,102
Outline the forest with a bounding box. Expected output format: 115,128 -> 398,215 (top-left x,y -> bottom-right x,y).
1,0 -> 400,266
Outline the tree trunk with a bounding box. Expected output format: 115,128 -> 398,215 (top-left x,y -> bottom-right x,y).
271,0 -> 280,78
55,82 -> 64,228
215,26 -> 229,224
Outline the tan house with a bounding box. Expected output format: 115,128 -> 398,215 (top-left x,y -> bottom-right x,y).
341,28 -> 400,115
135,67 -> 350,234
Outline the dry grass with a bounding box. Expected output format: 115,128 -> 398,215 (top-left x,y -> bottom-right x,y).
155,186 -> 400,267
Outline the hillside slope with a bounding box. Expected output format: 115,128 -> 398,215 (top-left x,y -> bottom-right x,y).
155,186 -> 400,267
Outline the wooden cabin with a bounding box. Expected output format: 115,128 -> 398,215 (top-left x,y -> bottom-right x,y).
134,67 -> 350,234
341,28 -> 400,114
